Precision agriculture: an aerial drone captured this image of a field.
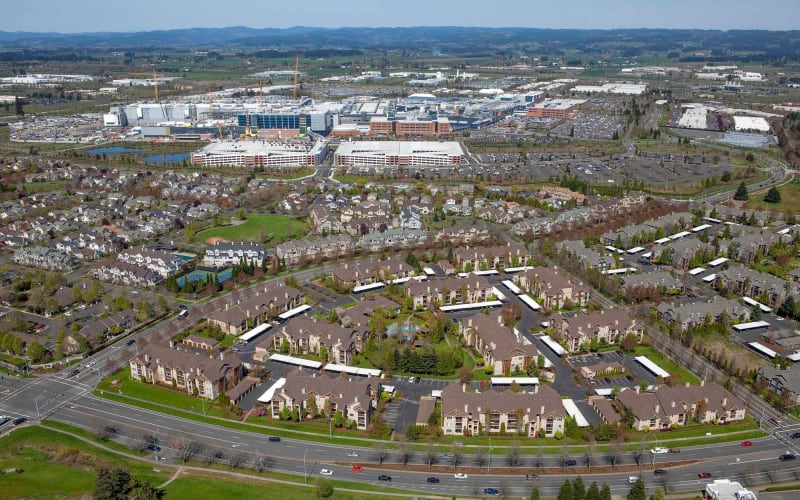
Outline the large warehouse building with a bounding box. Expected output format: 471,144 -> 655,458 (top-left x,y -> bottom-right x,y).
191,139 -> 327,168
334,141 -> 465,167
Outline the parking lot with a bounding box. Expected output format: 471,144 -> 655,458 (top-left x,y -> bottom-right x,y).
568,350 -> 656,390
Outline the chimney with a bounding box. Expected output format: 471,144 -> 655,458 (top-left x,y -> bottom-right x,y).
655,404 -> 660,414
339,393 -> 343,399
635,385 -> 640,394
169,340 -> 175,348
722,397 -> 727,406
302,387 -> 306,395
700,380 -> 705,387
540,405 -> 545,415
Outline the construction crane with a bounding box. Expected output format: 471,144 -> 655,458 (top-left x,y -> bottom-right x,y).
293,55 -> 299,100
129,68 -> 162,101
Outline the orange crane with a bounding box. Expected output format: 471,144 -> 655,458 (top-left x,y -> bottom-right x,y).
293,55 -> 299,100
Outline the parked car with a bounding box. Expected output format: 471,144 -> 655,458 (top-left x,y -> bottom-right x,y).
426,477 -> 440,484
454,473 -> 468,479
320,469 -> 333,476
268,436 -> 281,442
351,465 -> 363,472
741,441 -> 753,447
378,475 -> 392,482
698,472 -> 712,478
483,488 -> 500,496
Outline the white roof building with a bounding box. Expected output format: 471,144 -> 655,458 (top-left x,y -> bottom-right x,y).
733,116 -> 770,132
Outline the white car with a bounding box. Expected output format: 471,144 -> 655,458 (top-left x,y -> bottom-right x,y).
347,452 -> 359,458
650,447 -> 669,454
320,469 -> 333,476
454,473 -> 468,479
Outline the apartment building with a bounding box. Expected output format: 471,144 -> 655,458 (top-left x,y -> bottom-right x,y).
549,309 -> 643,353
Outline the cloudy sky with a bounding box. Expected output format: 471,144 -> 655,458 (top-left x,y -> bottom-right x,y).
4,0 -> 797,32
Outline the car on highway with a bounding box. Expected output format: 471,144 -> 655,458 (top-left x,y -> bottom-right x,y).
791,432 -> 800,439
347,452 -> 359,457
351,465 -> 363,472
268,436 -> 281,442
12,417 -> 26,426
426,477 -> 440,484
628,476 -> 639,484
650,447 -> 669,454
378,475 -> 392,482
67,369 -> 79,377
697,472 -> 712,479
653,469 -> 667,476
564,459 -> 577,467
454,473 -> 468,479
668,448 -> 680,453
741,441 -> 753,447
147,444 -> 161,452
125,339 -> 136,346
780,453 -> 796,461
0,416 -> 9,426
483,488 -> 500,496
320,469 -> 333,476
86,360 -> 97,368
35,323 -> 47,331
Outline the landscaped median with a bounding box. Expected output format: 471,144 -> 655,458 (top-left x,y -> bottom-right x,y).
93,367 -> 767,455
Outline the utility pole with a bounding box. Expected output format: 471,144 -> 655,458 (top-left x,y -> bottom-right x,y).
304,449 -> 309,484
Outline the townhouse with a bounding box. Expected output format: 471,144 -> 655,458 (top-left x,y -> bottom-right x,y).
458,312 -> 539,375
90,261 -> 162,288
549,309 -> 643,353
724,230 -> 790,264
614,382 -> 746,431
656,296 -> 751,331
441,383 -> 566,437
514,267 -> 590,310
12,246 -> 75,272
276,235 -> 355,266
558,240 -> 614,271
454,244 -> 533,272
357,228 -> 429,253
621,270 -> 685,295
129,344 -> 241,400
435,225 -> 491,246
270,316 -> 366,365
203,241 -> 268,268
265,369 -> 380,430
405,276 -> 496,310
757,365 -> 800,405
118,247 -> 184,278
716,264 -> 789,307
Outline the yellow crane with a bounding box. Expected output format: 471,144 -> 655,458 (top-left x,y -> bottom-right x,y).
128,69 -> 162,101
293,55 -> 299,100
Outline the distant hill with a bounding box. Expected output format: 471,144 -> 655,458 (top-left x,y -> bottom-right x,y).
0,26 -> 798,63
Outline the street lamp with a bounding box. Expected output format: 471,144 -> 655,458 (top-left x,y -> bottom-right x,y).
488,436 -> 492,471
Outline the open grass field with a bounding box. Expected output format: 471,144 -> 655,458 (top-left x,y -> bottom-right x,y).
633,346 -> 700,385
747,179 -> 800,216
165,474 -> 384,500
0,425 -> 171,498
197,214 -> 306,244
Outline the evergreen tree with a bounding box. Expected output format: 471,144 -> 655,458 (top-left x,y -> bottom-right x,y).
627,477 -> 646,500
586,482 -> 600,500
734,181 -> 749,201
651,487 -> 666,500
558,479 -> 575,500
764,186 -> 781,203
573,476 -> 586,500
600,484 -> 612,500
530,486 -> 541,500
93,468 -> 132,500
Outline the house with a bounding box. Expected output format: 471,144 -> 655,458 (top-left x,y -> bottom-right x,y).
203,241 -> 268,268
271,316 -> 366,365
405,276 -> 496,310
440,383 -> 566,437
266,369 -> 380,430
656,296 -> 750,331
757,365 -> 800,405
549,309 -> 643,353
454,244 -> 532,272
716,264 -> 788,307
129,344 -> 241,400
399,206 -> 422,230
514,267 -> 590,310
458,312 -> 539,375
614,381 -> 746,431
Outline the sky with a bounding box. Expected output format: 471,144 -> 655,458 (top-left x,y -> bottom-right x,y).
3,0 -> 798,33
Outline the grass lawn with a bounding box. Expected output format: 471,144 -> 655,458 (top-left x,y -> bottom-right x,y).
26,181 -> 66,194
0,426 -> 171,498
633,346 -> 700,385
259,168 -> 315,180
197,214 -> 306,244
747,178 -> 800,216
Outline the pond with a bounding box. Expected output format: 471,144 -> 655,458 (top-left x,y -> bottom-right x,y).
87,147 -> 144,156
144,153 -> 190,164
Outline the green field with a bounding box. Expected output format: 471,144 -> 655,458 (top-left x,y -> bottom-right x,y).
747,179 -> 800,215
165,475 -> 380,500
633,346 -> 700,385
197,214 -> 306,244
0,426 -> 170,498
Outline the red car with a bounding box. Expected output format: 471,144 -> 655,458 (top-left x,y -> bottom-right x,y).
741,441 -> 753,447
698,472 -> 712,479
351,465 -> 363,472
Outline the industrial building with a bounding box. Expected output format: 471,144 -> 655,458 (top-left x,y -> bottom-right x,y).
334,141 -> 465,167
191,139 -> 327,168
527,99 -> 587,119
